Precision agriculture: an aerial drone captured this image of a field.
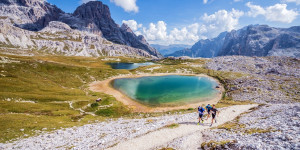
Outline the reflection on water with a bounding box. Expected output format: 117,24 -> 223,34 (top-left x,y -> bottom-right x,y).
108,62 -> 155,70
112,75 -> 219,106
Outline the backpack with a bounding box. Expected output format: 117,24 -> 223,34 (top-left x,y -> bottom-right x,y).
206,105 -> 212,110
198,107 -> 205,113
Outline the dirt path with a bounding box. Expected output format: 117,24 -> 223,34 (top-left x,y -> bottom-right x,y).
107,104 -> 258,150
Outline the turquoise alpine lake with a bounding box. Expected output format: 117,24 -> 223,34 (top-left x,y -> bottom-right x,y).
107,62 -> 155,70
112,75 -> 220,106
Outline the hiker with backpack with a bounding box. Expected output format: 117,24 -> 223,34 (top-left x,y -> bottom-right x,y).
210,104 -> 219,127
197,105 -> 205,125
205,104 -> 212,120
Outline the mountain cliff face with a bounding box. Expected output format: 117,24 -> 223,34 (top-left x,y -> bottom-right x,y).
0,0 -> 64,31
219,25 -> 300,57
168,25 -> 300,58
72,1 -> 161,57
0,18 -> 153,57
0,0 -> 161,58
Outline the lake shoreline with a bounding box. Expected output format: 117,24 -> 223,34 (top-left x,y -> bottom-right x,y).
89,73 -> 224,112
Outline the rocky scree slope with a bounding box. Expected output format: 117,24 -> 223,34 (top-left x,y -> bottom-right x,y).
0,0 -> 161,58
155,56 -> 299,150
198,56 -> 300,149
168,25 -> 300,58
206,56 -> 299,104
0,18 -> 152,57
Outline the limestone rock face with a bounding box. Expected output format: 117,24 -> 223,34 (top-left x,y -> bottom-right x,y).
219,25 -> 300,57
72,1 -> 162,58
0,0 -> 64,30
0,18 -> 154,58
0,0 -> 162,58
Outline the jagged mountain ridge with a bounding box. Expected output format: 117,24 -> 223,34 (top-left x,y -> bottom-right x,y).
0,18 -> 153,57
71,1 -> 161,57
0,0 -> 64,31
168,25 -> 300,58
0,0 -> 162,58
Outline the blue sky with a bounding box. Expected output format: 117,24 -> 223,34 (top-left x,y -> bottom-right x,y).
48,0 -> 300,45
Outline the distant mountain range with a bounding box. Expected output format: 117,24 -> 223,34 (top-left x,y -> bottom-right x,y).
0,0 -> 162,58
167,25 -> 300,58
151,44 -> 191,56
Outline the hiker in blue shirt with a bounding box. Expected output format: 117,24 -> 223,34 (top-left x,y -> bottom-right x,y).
197,105 -> 205,125
205,104 -> 212,120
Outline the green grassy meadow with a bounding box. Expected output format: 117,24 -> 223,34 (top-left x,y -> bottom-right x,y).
0,54 -> 250,142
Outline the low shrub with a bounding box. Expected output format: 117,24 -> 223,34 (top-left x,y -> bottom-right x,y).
90,103 -> 99,108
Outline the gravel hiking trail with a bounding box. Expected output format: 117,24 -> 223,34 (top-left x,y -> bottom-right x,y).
107,104 -> 258,150
0,104 -> 257,150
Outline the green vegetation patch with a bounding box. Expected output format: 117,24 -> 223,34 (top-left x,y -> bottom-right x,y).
244,127 -> 278,134
201,140 -> 237,149
216,121 -> 246,131
0,54 -> 134,142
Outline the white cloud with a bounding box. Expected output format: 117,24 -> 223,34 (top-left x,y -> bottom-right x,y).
203,0 -> 208,4
246,2 -> 298,23
282,0 -> 300,5
122,8 -> 245,45
122,8 -> 246,45
110,0 -> 139,13
121,20 -> 200,45
80,0 -> 97,4
202,9 -> 244,37
233,0 -> 242,2
142,21 -> 168,41
169,23 -> 200,42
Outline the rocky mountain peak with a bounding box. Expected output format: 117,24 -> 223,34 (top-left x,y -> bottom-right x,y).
73,1 -> 111,23
121,23 -> 134,34
168,25 -> 299,58
71,1 -> 162,58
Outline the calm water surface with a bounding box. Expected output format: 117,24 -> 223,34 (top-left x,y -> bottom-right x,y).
112,75 -> 219,106
108,62 -> 155,70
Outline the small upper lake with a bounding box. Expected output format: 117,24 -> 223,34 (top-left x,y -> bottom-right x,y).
112,75 -> 219,106
108,62 -> 155,70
